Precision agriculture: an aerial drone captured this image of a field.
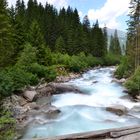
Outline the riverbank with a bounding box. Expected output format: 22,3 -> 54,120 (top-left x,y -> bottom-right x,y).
1,71 -> 83,139
2,66 -> 140,139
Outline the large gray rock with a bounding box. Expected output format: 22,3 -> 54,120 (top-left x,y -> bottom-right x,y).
23,90 -> 37,101
106,105 -> 128,116
35,83 -> 83,100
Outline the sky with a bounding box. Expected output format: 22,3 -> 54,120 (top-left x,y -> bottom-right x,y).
7,0 -> 130,31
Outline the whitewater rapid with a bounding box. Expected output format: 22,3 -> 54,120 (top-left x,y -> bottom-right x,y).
23,67 -> 140,139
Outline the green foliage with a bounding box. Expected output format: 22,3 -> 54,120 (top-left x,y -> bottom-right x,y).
16,43 -> 37,68
29,63 -> 47,78
115,56 -> 130,79
68,54 -> 87,72
0,108 -> 15,140
103,53 -> 121,66
109,30 -> 121,55
44,66 -> 57,82
0,66 -> 38,98
55,36 -> 65,53
125,66 -> 140,96
0,0 -> 14,67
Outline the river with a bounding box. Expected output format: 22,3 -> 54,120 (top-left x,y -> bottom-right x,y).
22,67 -> 140,139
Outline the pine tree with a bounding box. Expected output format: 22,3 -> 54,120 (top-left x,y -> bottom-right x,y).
83,15 -> 90,30
103,26 -> 108,53
109,30 -> 121,55
55,36 -> 65,53
114,30 -> 121,55
127,0 -> 140,69
28,20 -> 46,64
109,35 -> 115,53
91,20 -> 106,57
0,0 -> 14,67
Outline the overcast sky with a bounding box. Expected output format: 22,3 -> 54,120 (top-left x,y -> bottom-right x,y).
7,0 -> 130,31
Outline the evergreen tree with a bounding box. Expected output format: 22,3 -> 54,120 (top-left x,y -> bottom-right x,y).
91,20 -> 106,57
28,20 -> 46,64
83,15 -> 90,30
127,0 -> 140,69
55,36 -> 65,53
109,35 -> 115,53
16,43 -> 37,67
0,0 -> 14,67
103,26 -> 108,53
114,30 -> 121,55
109,30 -> 121,55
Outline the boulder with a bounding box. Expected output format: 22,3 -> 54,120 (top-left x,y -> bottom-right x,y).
111,78 -> 126,84
25,102 -> 40,110
106,105 -> 128,116
35,83 -> 84,100
130,105 -> 140,112
23,90 -> 37,102
43,106 -> 61,119
19,97 -> 27,106
47,83 -> 83,94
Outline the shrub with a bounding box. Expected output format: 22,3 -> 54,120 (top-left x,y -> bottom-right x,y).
0,67 -> 38,98
44,66 -> 57,82
103,53 -> 121,66
0,108 -> 15,140
29,63 -> 47,78
115,56 -> 130,79
125,66 -> 140,96
68,54 -> 87,72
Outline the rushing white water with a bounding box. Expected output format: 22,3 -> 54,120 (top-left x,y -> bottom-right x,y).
23,67 -> 140,139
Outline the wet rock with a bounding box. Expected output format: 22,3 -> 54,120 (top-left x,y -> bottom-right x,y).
23,90 -> 37,102
35,83 -> 84,100
120,95 -> 133,101
55,73 -> 81,83
106,105 -> 128,116
111,78 -> 126,84
92,81 -> 98,84
19,97 -> 27,106
25,102 -> 40,110
130,105 -> 140,112
43,106 -> 61,119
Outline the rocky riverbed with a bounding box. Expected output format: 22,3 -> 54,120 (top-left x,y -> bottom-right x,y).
2,67 -> 140,139
2,73 -> 82,139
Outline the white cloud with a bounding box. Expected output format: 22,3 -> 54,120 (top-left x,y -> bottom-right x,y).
88,0 -> 130,29
7,0 -> 68,9
78,11 -> 83,18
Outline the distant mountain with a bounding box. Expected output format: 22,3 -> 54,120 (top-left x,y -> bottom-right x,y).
106,28 -> 127,54
107,28 -> 126,38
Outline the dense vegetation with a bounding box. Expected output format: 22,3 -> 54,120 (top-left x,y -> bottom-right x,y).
0,0 -> 123,138
0,0 -> 122,99
115,0 -> 140,96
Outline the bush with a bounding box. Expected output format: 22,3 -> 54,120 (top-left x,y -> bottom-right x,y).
125,66 -> 140,96
44,66 -> 57,82
29,63 -> 47,78
103,53 -> 121,66
0,67 -> 38,98
68,54 -> 87,72
0,108 -> 15,140
115,56 -> 130,79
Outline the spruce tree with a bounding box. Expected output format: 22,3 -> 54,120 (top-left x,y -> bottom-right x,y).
0,0 -> 14,67
109,30 -> 121,55
28,20 -> 46,64
55,36 -> 65,53
114,30 -> 121,55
